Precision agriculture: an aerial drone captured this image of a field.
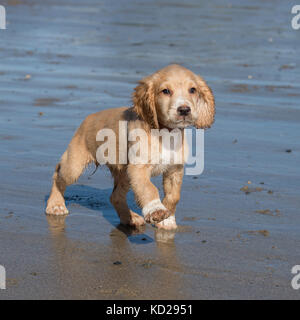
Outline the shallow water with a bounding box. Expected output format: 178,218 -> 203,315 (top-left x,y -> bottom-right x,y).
0,0 -> 300,299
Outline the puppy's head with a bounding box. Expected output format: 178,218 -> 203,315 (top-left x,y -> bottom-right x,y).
133,64 -> 215,129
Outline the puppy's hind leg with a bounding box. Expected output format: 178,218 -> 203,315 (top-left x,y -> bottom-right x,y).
110,171 -> 145,228
46,138 -> 92,215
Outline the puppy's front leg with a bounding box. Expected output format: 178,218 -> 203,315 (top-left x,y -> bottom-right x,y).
127,165 -> 171,224
156,165 -> 184,230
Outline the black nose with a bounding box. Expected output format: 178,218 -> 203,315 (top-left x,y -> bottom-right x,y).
177,105 -> 191,116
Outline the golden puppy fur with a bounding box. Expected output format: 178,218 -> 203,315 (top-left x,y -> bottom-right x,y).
46,64 -> 215,230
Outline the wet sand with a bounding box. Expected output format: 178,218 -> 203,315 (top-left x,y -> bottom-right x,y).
0,0 -> 300,299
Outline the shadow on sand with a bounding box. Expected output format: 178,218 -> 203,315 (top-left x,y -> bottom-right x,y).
45,184 -> 158,244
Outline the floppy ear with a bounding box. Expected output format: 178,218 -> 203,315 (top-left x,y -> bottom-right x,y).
132,77 -> 159,129
194,75 -> 215,129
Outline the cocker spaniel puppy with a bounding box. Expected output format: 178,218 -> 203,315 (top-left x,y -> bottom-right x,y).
46,65 -> 215,230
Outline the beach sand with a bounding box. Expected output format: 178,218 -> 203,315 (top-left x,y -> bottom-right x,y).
0,0 -> 300,299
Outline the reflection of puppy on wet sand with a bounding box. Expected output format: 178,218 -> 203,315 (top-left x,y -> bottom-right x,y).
46,65 -> 215,230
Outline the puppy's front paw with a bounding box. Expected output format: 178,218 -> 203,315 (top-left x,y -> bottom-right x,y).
46,202 -> 69,215
118,211 -> 145,231
156,215 -> 177,230
126,211 -> 146,228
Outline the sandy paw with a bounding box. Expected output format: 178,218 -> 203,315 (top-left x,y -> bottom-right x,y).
129,211 -> 146,228
46,203 -> 69,215
145,209 -> 171,224
120,211 -> 145,229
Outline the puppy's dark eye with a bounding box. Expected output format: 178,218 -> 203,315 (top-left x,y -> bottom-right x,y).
189,87 -> 196,94
162,89 -> 171,95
